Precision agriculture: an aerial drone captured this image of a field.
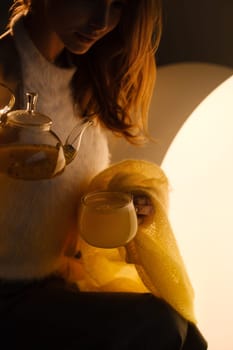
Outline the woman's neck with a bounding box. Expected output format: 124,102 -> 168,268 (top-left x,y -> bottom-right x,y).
23,12 -> 64,63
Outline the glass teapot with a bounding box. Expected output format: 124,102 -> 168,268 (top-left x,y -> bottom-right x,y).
0,84 -> 93,180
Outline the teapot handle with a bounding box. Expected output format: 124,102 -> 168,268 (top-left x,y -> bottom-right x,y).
0,83 -> 16,123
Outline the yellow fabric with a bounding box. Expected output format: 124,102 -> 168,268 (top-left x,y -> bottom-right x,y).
77,159 -> 196,324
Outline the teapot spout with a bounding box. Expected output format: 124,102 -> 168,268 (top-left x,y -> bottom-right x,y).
64,119 -> 93,165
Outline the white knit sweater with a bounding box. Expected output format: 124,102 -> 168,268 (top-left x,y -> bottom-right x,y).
0,19 -> 110,279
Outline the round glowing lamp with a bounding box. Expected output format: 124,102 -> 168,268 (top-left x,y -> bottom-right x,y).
162,74 -> 233,350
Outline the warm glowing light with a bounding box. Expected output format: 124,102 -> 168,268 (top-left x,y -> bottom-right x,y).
162,75 -> 233,350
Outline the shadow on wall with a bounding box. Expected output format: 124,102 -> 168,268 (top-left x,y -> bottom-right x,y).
156,0 -> 233,68
109,62 -> 233,165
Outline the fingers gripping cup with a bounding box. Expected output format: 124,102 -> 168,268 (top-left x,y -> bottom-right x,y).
78,191 -> 138,248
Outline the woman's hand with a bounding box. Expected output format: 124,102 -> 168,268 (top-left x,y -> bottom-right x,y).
133,194 -> 155,225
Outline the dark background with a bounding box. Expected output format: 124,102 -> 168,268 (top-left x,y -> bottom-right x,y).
156,0 -> 233,68
1,0 -> 233,68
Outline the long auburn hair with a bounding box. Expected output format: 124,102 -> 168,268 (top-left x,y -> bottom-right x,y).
9,0 -> 162,143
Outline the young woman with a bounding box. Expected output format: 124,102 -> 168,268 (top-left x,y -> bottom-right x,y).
0,0 -> 162,281
0,1 -> 207,348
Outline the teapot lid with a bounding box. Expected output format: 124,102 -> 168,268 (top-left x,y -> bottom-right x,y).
7,92 -> 52,129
